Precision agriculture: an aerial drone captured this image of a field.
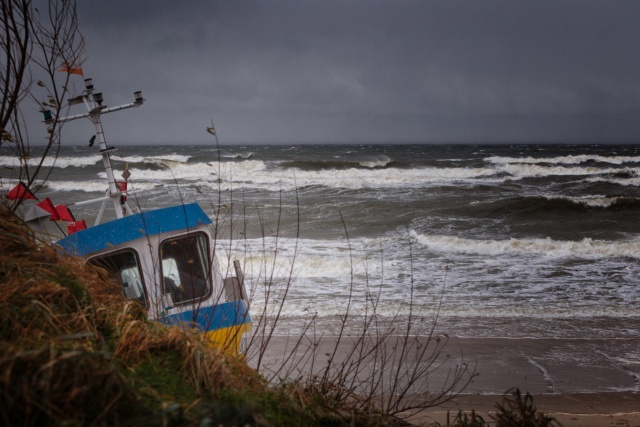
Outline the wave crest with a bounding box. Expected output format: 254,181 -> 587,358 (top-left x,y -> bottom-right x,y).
486,154 -> 640,166
410,231 -> 640,259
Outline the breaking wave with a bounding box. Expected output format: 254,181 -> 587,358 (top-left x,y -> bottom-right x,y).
470,195 -> 640,214
486,154 -> 640,165
410,231 -> 640,260
282,154 -> 393,171
0,155 -> 101,168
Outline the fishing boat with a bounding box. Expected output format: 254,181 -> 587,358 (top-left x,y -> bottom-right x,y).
12,78 -> 251,354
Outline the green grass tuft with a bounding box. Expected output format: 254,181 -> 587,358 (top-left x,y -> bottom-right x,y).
132,354 -> 199,405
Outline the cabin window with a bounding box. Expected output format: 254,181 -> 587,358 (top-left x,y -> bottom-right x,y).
89,250 -> 147,307
160,233 -> 212,305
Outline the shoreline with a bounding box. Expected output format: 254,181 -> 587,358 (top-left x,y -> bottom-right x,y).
430,337 -> 640,395
255,336 -> 640,394
253,335 -> 640,425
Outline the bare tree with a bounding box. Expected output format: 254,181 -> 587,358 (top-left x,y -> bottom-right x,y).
0,0 -> 84,209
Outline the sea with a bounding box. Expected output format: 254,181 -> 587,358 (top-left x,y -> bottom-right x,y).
2,143 -> 640,341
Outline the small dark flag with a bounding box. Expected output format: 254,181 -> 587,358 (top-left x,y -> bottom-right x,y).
206,127 -> 216,136
122,164 -> 131,181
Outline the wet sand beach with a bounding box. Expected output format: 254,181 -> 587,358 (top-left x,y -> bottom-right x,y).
407,337 -> 640,426
406,338 -> 640,426
254,335 -> 640,426
430,337 -> 640,395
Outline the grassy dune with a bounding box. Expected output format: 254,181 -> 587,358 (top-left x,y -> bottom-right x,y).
0,206 -> 404,427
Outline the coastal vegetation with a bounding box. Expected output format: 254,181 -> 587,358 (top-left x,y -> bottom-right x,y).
436,390 -> 560,427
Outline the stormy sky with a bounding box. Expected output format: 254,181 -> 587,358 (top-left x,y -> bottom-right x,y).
60,1 -> 640,145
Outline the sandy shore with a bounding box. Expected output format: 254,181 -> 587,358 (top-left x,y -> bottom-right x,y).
252,335 -> 640,426
408,392 -> 640,426
405,337 -> 640,425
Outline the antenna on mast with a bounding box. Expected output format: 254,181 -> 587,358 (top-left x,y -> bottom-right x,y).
42,78 -> 145,224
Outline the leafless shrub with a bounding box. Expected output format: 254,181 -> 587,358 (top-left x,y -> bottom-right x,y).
214,188 -> 477,420
0,0 -> 85,211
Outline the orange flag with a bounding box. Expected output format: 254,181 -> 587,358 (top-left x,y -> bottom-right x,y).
59,63 -> 84,76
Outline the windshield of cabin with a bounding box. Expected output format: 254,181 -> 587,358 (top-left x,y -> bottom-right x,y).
160,233 -> 212,305
89,250 -> 147,307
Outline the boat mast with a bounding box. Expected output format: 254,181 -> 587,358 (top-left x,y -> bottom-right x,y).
44,78 -> 144,224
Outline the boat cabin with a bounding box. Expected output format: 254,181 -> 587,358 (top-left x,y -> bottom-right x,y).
56,203 -> 251,353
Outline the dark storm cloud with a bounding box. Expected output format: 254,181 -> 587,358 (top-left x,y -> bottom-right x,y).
67,0 -> 640,145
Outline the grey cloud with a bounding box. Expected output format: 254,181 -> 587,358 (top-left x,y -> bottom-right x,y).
58,0 -> 640,145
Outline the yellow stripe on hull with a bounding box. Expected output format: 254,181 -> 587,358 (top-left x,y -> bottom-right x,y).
204,322 -> 252,355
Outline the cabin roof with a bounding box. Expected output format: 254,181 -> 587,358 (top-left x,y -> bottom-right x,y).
56,203 -> 212,257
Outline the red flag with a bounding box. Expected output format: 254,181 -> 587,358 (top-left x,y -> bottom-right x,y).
6,181 -> 37,201
36,198 -> 60,221
58,63 -> 84,76
68,219 -> 87,235
55,204 -> 75,222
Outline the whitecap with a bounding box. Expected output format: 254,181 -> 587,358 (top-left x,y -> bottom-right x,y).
486,154 -> 640,166
359,154 -> 392,168
410,231 -> 640,260
542,194 -> 629,208
0,155 -> 101,168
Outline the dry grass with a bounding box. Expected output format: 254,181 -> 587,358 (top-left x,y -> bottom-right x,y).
0,206 -> 257,425
0,345 -> 142,426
